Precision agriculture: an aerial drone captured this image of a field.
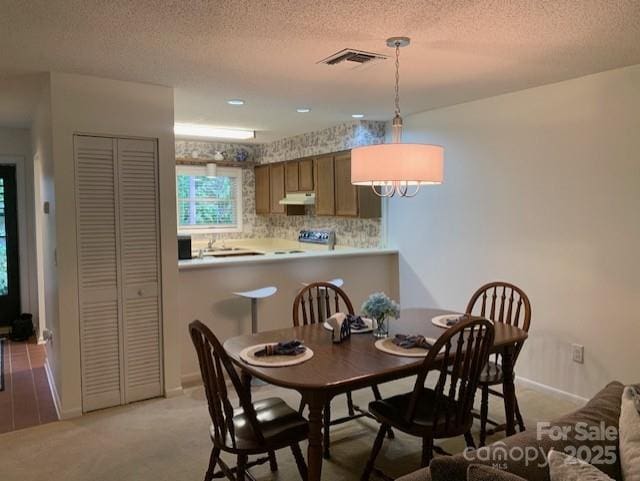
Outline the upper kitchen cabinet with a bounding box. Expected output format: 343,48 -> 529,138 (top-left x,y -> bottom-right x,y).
298,158 -> 314,191
255,164 -> 270,214
285,160 -> 299,192
269,163 -> 286,214
314,154 -> 335,216
333,152 -> 381,218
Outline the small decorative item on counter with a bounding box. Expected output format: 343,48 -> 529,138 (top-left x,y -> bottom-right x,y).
326,313 -> 351,343
361,292 -> 400,339
234,148 -> 249,162
213,150 -> 225,161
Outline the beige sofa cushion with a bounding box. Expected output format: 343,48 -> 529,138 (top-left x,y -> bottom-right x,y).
548,449 -> 613,481
467,464 -> 528,481
620,386 -> 640,481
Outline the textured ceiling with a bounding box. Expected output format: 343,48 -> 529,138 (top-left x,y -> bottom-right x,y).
1,0 -> 640,141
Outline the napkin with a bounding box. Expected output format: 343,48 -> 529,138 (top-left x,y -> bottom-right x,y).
254,340 -> 306,357
392,334 -> 435,350
446,315 -> 467,326
347,314 -> 368,330
326,313 -> 350,343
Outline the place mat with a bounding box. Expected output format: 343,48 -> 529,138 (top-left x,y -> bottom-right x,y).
431,314 -> 466,329
374,337 -> 441,358
239,343 -> 314,367
323,317 -> 375,334
0,338 -> 5,392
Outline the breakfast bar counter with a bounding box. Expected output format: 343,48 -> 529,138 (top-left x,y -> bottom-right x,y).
177,238 -> 399,385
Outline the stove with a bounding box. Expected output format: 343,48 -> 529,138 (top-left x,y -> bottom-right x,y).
298,229 -> 336,249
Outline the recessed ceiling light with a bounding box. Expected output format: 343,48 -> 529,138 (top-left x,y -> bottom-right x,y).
352,114 -> 365,118
227,99 -> 245,106
296,108 -> 311,113
174,123 -> 255,140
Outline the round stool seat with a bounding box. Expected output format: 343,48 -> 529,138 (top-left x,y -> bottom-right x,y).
233,286 -> 277,299
301,278 -> 344,288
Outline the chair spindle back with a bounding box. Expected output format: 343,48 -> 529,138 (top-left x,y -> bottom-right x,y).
189,320 -> 264,449
292,282 -> 354,327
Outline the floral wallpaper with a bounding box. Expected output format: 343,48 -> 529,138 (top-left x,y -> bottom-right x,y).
176,120 -> 386,248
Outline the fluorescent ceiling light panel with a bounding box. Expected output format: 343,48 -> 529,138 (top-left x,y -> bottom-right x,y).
352,114 -> 364,118
296,107 -> 311,113
174,123 -> 255,140
227,99 -> 245,105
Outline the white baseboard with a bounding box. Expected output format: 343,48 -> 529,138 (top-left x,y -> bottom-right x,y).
181,371 -> 203,387
516,375 -> 589,406
165,385 -> 184,398
44,358 -> 82,420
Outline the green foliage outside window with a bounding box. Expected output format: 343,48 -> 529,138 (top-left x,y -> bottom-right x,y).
177,170 -> 239,229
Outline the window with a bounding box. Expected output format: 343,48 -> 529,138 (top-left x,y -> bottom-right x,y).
176,165 -> 243,233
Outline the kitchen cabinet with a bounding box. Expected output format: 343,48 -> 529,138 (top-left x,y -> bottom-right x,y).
333,152 -> 381,218
269,163 -> 285,214
334,152 -> 358,216
314,155 -> 335,216
298,158 -> 314,191
285,161 -> 299,192
255,164 -> 270,214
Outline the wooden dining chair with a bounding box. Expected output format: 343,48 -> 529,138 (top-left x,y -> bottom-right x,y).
361,317 -> 495,480
189,320 -> 308,481
465,281 -> 532,446
292,282 -> 393,459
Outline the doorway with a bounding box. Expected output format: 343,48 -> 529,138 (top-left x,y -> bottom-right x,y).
0,165 -> 20,325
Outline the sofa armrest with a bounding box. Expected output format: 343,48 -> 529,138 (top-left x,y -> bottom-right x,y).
396,467 -> 432,481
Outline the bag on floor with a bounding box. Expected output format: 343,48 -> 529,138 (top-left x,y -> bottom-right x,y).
11,313 -> 34,342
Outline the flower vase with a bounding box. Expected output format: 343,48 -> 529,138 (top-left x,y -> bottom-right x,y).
373,316 -> 389,338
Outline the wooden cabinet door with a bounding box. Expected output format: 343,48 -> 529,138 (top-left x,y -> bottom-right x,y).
269,163 -> 285,214
314,155 -> 335,216
285,161 -> 299,192
254,165 -> 270,214
334,152 -> 358,216
298,158 -> 314,191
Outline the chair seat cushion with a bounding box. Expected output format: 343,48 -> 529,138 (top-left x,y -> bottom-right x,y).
211,397 -> 308,451
369,388 -> 467,436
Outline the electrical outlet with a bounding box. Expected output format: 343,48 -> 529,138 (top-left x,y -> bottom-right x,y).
572,344 -> 584,364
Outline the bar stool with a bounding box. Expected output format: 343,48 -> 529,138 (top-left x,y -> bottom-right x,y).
301,278 -> 344,288
232,286 -> 278,334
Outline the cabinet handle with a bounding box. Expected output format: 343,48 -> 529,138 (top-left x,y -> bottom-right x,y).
137,289 -> 143,296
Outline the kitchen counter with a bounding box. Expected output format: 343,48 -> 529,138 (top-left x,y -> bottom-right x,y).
178,238 -> 397,270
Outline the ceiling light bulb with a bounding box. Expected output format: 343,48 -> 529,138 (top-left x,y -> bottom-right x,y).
296,108 -> 311,113
227,99 -> 245,105
352,114 -> 364,119
174,123 -> 255,140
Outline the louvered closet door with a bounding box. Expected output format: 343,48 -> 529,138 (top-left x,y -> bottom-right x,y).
75,135 -> 124,412
117,138 -> 163,403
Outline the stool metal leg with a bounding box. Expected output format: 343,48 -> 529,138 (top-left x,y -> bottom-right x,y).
251,298 -> 258,334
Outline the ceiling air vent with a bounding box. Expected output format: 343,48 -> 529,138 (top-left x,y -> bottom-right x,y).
318,48 -> 387,66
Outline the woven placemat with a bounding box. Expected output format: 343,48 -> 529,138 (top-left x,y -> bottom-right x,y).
239,343 -> 314,367
374,337 -> 442,358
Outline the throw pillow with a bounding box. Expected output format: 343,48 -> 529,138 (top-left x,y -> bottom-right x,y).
620,386 -> 640,481
467,464 -> 528,481
548,449 -> 614,481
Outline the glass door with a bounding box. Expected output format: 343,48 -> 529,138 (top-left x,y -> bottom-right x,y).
0,166 -> 20,325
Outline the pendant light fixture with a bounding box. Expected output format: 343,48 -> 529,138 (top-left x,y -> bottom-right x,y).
351,37 -> 444,197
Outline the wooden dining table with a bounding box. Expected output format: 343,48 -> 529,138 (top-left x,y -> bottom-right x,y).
223,307 -> 528,481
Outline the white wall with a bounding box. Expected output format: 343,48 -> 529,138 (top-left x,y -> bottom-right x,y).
0,127 -> 39,329
46,73 -> 179,417
389,64 -> 640,400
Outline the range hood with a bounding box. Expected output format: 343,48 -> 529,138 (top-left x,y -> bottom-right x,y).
279,192 -> 316,205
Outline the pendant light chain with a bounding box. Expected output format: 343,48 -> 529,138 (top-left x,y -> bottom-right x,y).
394,42 -> 401,116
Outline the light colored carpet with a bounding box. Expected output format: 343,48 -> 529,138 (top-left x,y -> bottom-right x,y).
0,378 -> 580,481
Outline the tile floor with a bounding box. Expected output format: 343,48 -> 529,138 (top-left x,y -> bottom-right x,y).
0,339 -> 58,433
